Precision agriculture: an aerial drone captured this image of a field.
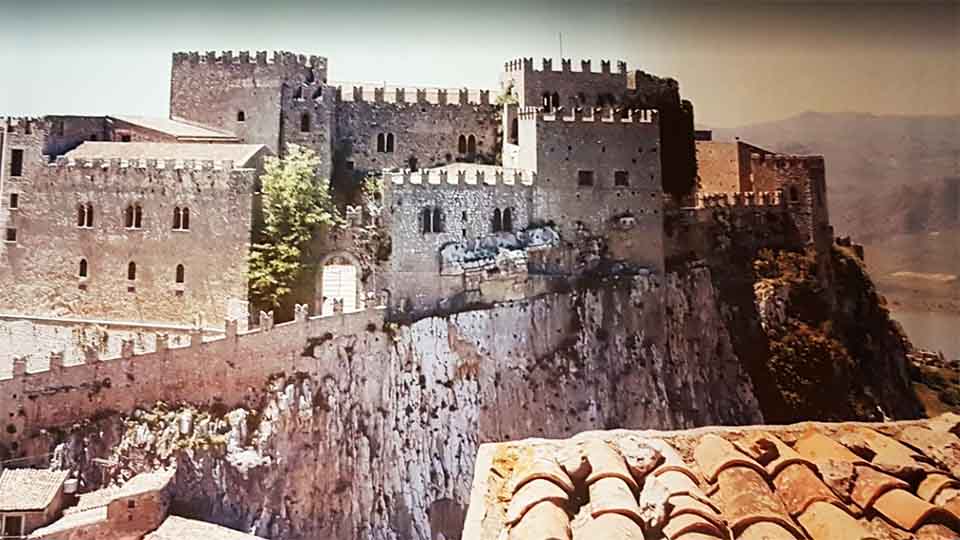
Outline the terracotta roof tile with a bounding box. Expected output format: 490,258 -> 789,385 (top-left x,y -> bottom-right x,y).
648,439 -> 700,481
918,473 -> 960,502
794,430 -> 869,465
771,463 -> 839,517
899,426 -> 960,478
933,488 -> 960,517
712,466 -> 803,539
735,432 -> 812,478
656,470 -> 713,505
815,459 -> 858,503
673,533 -> 727,540
872,489 -> 959,531
667,494 -> 725,531
694,434 -> 767,482
850,465 -> 910,509
916,523 -> 960,540
795,500 -> 876,540
583,441 -> 638,491
614,436 -> 664,481
737,521 -> 801,540
145,515 -> 265,540
662,512 -> 725,539
0,468 -> 69,511
575,511 -> 644,540
557,442 -> 591,483
508,500 -> 570,540
589,476 -> 643,522
511,457 -> 576,495
506,478 -> 569,525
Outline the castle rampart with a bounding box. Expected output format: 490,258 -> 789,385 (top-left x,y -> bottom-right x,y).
0,304 -> 386,447
500,58 -> 629,112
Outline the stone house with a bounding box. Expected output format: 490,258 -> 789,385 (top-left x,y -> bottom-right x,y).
0,468 -> 70,537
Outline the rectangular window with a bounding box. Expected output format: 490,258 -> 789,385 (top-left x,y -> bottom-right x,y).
9,193 -> 18,209
120,134 -> 132,142
614,171 -> 629,187
577,170 -> 595,187
5,228 -> 17,242
3,515 -> 24,536
10,149 -> 24,177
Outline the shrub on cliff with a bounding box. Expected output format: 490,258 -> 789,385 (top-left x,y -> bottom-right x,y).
249,145 -> 339,309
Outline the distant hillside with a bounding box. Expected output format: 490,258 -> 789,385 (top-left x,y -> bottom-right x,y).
711,112 -> 959,240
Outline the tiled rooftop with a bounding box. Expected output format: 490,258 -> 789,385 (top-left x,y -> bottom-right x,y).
66,141 -> 269,166
145,515 -> 264,540
463,414 -> 960,540
111,115 -> 238,140
0,468 -> 69,511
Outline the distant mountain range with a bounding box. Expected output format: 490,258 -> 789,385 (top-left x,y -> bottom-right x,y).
709,112 -> 959,240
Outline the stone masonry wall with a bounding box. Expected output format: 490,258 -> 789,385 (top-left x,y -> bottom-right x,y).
501,58 -> 628,109
0,152 -> 256,327
170,51 -> 327,153
334,90 -> 498,177
750,154 -> 831,249
382,169 -> 535,312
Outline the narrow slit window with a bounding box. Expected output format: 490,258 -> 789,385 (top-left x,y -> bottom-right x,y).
10,149 -> 23,177
78,204 -> 87,227
502,208 -> 513,232
421,208 -> 432,234
458,135 -> 467,154
124,205 -> 134,228
9,193 -> 18,209
432,207 -> 443,233
134,205 -> 143,228
175,264 -> 185,284
173,207 -> 181,230
79,259 -> 88,278
467,135 -> 476,157
492,208 -> 502,232
386,133 -> 395,153
377,133 -> 385,153
181,208 -> 190,230
127,262 -> 137,281
300,113 -> 311,133
85,203 -> 94,227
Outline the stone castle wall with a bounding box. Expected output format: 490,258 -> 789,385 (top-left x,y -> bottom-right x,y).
501,57 -> 628,109
0,138 -> 257,326
749,153 -> 831,250
0,305 -> 385,447
170,51 -> 327,154
334,88 -> 498,176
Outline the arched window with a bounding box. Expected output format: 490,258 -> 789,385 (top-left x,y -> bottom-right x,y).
78,259 -> 88,278
236,110 -> 245,122
134,205 -> 143,228
124,205 -> 134,228
789,186 -> 800,202
77,204 -> 87,227
173,207 -> 181,230
377,133 -> 386,153
551,92 -> 560,109
421,208 -> 432,234
509,118 -> 518,144
175,264 -> 185,284
300,113 -> 311,133
85,203 -> 94,227
492,208 -> 502,232
127,262 -> 137,281
502,208 -> 513,232
458,135 -> 467,154
181,208 -> 190,230
432,208 -> 443,233
386,133 -> 395,153
467,135 -> 476,157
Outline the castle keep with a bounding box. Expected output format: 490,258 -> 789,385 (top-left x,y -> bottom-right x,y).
0,50 -> 832,327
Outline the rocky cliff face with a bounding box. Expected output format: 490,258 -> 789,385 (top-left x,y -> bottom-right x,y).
41,250 -> 921,539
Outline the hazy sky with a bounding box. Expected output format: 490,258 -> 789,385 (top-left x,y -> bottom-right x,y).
0,0 -> 956,127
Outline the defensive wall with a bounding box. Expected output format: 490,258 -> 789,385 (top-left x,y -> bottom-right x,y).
0,303 -> 386,450
0,314 -> 223,378
501,57 -> 628,110
170,51 -> 328,155
382,167 -> 536,314
749,153 -> 831,251
334,85 -> 498,181
0,153 -> 257,327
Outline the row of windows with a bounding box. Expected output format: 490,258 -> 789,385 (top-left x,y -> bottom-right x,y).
577,170 -> 630,187
72,204 -> 191,230
78,260 -> 186,284
541,91 -> 618,112
420,207 -> 516,235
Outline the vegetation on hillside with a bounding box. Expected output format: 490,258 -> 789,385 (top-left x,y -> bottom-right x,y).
249,145 -> 339,309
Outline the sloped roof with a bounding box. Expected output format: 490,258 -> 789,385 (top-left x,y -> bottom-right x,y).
110,116 -> 237,141
67,142 -> 269,167
27,506 -> 107,537
463,414 -> 960,540
145,516 -> 265,540
0,468 -> 69,511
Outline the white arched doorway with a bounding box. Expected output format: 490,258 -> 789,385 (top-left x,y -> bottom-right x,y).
317,253 -> 361,316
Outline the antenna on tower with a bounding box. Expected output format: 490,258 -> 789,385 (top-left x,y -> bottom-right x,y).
559,32 -> 564,60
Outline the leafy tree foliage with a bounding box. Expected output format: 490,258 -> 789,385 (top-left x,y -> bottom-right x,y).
249,145 -> 338,308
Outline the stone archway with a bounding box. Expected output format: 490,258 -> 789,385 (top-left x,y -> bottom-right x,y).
315,251 -> 363,316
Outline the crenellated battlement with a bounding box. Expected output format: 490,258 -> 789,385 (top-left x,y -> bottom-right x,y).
334,85 -> 492,106
517,106 -> 657,124
750,153 -> 825,170
695,190 -> 785,208
386,167 -> 536,188
172,50 -> 326,69
2,116 -> 45,136
503,57 -> 628,75
47,156 -> 254,173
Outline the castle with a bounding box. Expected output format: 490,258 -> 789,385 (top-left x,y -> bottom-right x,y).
0,50 -> 832,328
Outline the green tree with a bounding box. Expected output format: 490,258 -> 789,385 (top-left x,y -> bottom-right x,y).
249,145 -> 338,309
